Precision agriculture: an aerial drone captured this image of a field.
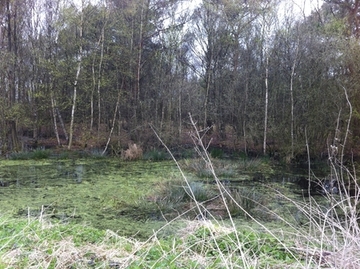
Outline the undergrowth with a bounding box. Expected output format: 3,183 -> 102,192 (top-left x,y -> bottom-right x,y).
0,215 -> 300,268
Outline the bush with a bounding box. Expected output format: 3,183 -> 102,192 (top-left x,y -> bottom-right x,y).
9,149 -> 50,160
88,148 -> 107,159
184,181 -> 212,202
143,149 -> 169,161
210,148 -> 224,159
122,143 -> 143,160
153,179 -> 216,219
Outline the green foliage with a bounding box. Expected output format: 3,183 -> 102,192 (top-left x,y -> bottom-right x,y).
9,149 -> 51,160
0,217 -> 105,249
234,151 -> 248,159
226,187 -> 260,218
143,149 -> 169,161
32,149 -> 51,159
210,148 -> 224,159
184,181 -> 212,201
155,180 -> 216,218
0,216 -> 108,268
1,0 -> 359,160
88,148 -> 107,159
177,149 -> 195,159
187,227 -> 294,263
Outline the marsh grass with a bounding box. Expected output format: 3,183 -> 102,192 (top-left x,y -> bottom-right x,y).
0,213 -> 295,268
148,114 -> 360,268
226,187 -> 266,219
1,167 -> 358,268
9,149 -> 51,160
143,149 -> 169,161
2,112 -> 360,268
180,158 -> 266,179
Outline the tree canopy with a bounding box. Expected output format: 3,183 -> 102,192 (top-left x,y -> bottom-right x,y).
0,0 -> 359,161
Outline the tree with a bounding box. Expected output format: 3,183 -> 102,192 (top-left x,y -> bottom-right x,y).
67,2 -> 84,150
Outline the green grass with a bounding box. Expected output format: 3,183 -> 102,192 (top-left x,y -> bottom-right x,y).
0,215 -> 107,268
1,170 -> 360,268
0,215 -> 302,268
143,149 -> 170,161
1,138 -> 360,268
9,149 -> 51,160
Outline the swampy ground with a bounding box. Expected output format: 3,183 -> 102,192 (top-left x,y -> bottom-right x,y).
0,158 -> 182,239
1,154 -> 357,268
0,154 -> 323,239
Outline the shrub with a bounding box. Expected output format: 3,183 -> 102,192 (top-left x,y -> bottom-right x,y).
210,148 -> 224,159
153,179 -> 216,220
9,149 -> 50,160
143,149 -> 169,161
32,149 -> 51,159
184,181 -> 212,202
122,143 -> 143,160
88,148 -> 106,159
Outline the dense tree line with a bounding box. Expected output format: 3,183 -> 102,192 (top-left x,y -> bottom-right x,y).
0,0 -> 359,160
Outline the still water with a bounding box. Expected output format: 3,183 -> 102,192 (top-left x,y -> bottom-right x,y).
0,158 -> 321,238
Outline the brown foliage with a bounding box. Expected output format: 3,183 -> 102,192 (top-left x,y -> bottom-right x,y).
122,143 -> 143,160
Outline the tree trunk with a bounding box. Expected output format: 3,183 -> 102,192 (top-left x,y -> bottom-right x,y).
243,78 -> 249,154
290,63 -> 295,158
68,2 -> 83,150
6,0 -> 20,152
51,93 -> 61,146
97,11 -> 106,136
136,2 -> 144,102
68,71 -> 79,149
102,88 -> 121,155
263,55 -> 269,155
204,65 -> 212,129
289,35 -> 299,158
91,58 -> 95,131
56,108 -> 68,141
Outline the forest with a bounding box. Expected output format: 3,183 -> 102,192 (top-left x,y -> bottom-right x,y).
1,0 -> 360,161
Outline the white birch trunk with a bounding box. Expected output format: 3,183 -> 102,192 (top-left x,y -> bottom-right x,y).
50,93 -> 60,146
136,2 -> 144,101
290,36 -> 299,158
91,58 -> 95,130
68,64 -> 80,149
290,64 -> 295,158
97,22 -> 105,135
68,2 -> 83,150
263,55 -> 269,155
102,90 -> 121,155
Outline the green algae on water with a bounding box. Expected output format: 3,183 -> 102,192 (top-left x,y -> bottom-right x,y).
0,159 -> 178,239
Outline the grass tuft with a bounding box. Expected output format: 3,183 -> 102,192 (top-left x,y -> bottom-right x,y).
9,149 -> 51,160
143,149 -> 169,161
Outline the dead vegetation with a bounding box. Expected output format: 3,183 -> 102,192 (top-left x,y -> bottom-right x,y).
122,143 -> 143,160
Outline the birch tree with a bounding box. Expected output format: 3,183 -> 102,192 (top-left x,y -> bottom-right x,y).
260,5 -> 273,155
68,1 -> 84,150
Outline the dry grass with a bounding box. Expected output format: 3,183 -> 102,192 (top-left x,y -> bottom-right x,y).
0,218 -> 140,269
149,112 -> 360,268
122,143 -> 143,160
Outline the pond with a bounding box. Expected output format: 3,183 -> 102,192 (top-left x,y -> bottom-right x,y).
0,157 -> 328,239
